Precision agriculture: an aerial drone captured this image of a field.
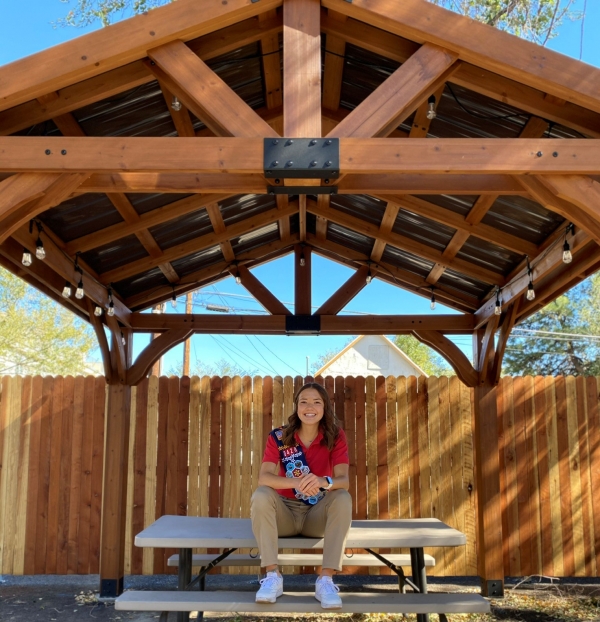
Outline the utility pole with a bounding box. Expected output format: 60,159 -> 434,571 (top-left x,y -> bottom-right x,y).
183,292 -> 193,376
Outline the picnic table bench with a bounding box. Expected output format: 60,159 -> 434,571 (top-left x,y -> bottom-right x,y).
115,516 -> 489,622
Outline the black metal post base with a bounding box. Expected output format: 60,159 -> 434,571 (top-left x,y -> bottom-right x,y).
100,577 -> 124,598
481,578 -> 504,597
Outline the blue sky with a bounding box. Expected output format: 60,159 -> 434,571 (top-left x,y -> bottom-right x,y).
1,1 -> 598,375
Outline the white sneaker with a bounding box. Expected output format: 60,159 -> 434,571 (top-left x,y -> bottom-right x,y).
315,576 -> 342,609
255,571 -> 283,603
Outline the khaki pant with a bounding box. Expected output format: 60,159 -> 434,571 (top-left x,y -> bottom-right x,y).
250,486 -> 352,570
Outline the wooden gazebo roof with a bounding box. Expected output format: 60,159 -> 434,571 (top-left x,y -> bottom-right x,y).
2,0 -> 600,597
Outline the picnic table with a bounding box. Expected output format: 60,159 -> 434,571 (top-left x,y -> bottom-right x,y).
115,516 -> 489,622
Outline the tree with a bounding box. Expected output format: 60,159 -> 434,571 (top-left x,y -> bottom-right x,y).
0,268 -> 98,375
503,275 -> 600,376
429,0 -> 580,44
166,357 -> 259,377
393,335 -> 451,376
57,0 -> 581,44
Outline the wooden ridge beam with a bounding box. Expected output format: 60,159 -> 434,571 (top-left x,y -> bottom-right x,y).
147,41 -> 278,138
230,263 -> 290,315
412,330 -> 478,387
130,312 -> 474,333
321,10 -> 600,138
283,0 -> 321,138
294,243 -> 311,315
99,202 -> 297,284
4,137 -> 600,175
307,198 -> 503,285
314,265 -> 369,315
306,233 -> 480,313
330,43 -> 458,138
0,0 -> 281,113
127,328 -> 193,385
323,0 -> 600,115
66,194 -> 231,254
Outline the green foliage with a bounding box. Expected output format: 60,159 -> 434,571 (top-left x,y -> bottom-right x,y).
166,357 -> 258,378
56,0 -> 173,27
393,335 -> 452,376
429,0 -> 580,44
0,268 -> 98,375
503,274 -> 600,376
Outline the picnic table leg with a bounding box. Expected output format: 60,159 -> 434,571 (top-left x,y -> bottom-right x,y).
410,547 -> 429,622
178,548 -> 192,622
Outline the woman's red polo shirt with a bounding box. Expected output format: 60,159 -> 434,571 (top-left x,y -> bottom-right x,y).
262,427 -> 349,499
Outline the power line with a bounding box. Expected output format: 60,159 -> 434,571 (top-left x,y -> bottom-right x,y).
253,335 -> 304,376
244,335 -> 281,376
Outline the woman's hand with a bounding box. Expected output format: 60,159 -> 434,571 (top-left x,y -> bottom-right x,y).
296,473 -> 324,497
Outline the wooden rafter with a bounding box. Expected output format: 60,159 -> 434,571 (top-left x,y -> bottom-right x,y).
86,298 -> 113,382
259,10 -> 283,110
306,234 -> 479,312
321,11 -> 600,138
205,202 -> 236,263
0,0 -> 281,112
314,265 -> 369,315
322,10 -> 347,113
330,43 -> 458,138
99,202 -> 297,284
157,81 -> 196,138
492,301 -> 519,384
475,227 -> 590,327
412,330 -> 478,387
126,235 -> 298,310
323,0 -> 600,115
307,198 -> 503,285
66,194 -> 229,254
477,315 -> 500,383
229,263 -> 290,315
370,201 -> 400,263
147,41 -> 278,138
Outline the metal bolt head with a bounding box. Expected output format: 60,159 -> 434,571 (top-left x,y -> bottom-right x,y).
271,160 -> 279,167
536,151 -> 543,157
553,152 -> 559,157
274,179 -> 281,185
325,139 -> 332,145
285,161 -> 293,167
324,179 -> 330,185
61,149 -> 67,155
310,139 -> 317,146
286,139 -> 294,145
272,139 -> 279,145
45,149 -> 51,155
325,160 -> 332,167
310,160 -> 318,167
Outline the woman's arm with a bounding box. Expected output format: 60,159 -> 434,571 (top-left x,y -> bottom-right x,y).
257,461 -> 299,489
295,463 -> 350,497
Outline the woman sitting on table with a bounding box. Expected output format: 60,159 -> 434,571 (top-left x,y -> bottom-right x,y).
251,382 -> 352,609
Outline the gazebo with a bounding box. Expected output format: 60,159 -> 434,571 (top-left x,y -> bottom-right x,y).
1,0 -> 599,599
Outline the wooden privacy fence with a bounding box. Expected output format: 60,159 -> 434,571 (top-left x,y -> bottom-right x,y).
0,374 -> 599,577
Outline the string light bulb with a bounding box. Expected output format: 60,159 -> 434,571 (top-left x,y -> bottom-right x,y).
171,293 -> 177,309
366,268 -> 372,284
235,275 -> 242,285
35,236 -> 46,260
299,255 -> 305,267
94,305 -> 103,317
426,94 -> 437,120
152,303 -> 163,314
21,248 -> 32,267
563,223 -> 574,264
171,96 -> 182,111
75,276 -> 84,299
62,281 -> 72,298
494,287 -> 502,316
107,288 -> 115,316
430,287 -> 436,310
526,257 -> 535,301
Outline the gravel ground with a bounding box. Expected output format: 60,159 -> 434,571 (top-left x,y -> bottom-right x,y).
1,574 -> 599,622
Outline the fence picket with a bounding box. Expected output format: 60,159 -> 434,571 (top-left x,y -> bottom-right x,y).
586,377 -> 600,574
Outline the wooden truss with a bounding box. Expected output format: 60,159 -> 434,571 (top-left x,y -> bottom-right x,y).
1,0 -> 600,599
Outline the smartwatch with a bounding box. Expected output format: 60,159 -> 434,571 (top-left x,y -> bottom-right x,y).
319,476 -> 333,492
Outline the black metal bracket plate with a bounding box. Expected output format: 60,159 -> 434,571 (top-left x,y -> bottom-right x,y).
481,579 -> 504,597
264,138 -> 339,179
267,185 -> 337,195
286,315 -> 321,335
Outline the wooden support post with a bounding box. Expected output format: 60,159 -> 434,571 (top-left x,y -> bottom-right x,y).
472,327 -> 504,597
99,327 -> 133,598
295,244 -> 311,315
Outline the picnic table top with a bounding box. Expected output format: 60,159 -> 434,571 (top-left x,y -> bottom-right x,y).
135,516 -> 467,549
